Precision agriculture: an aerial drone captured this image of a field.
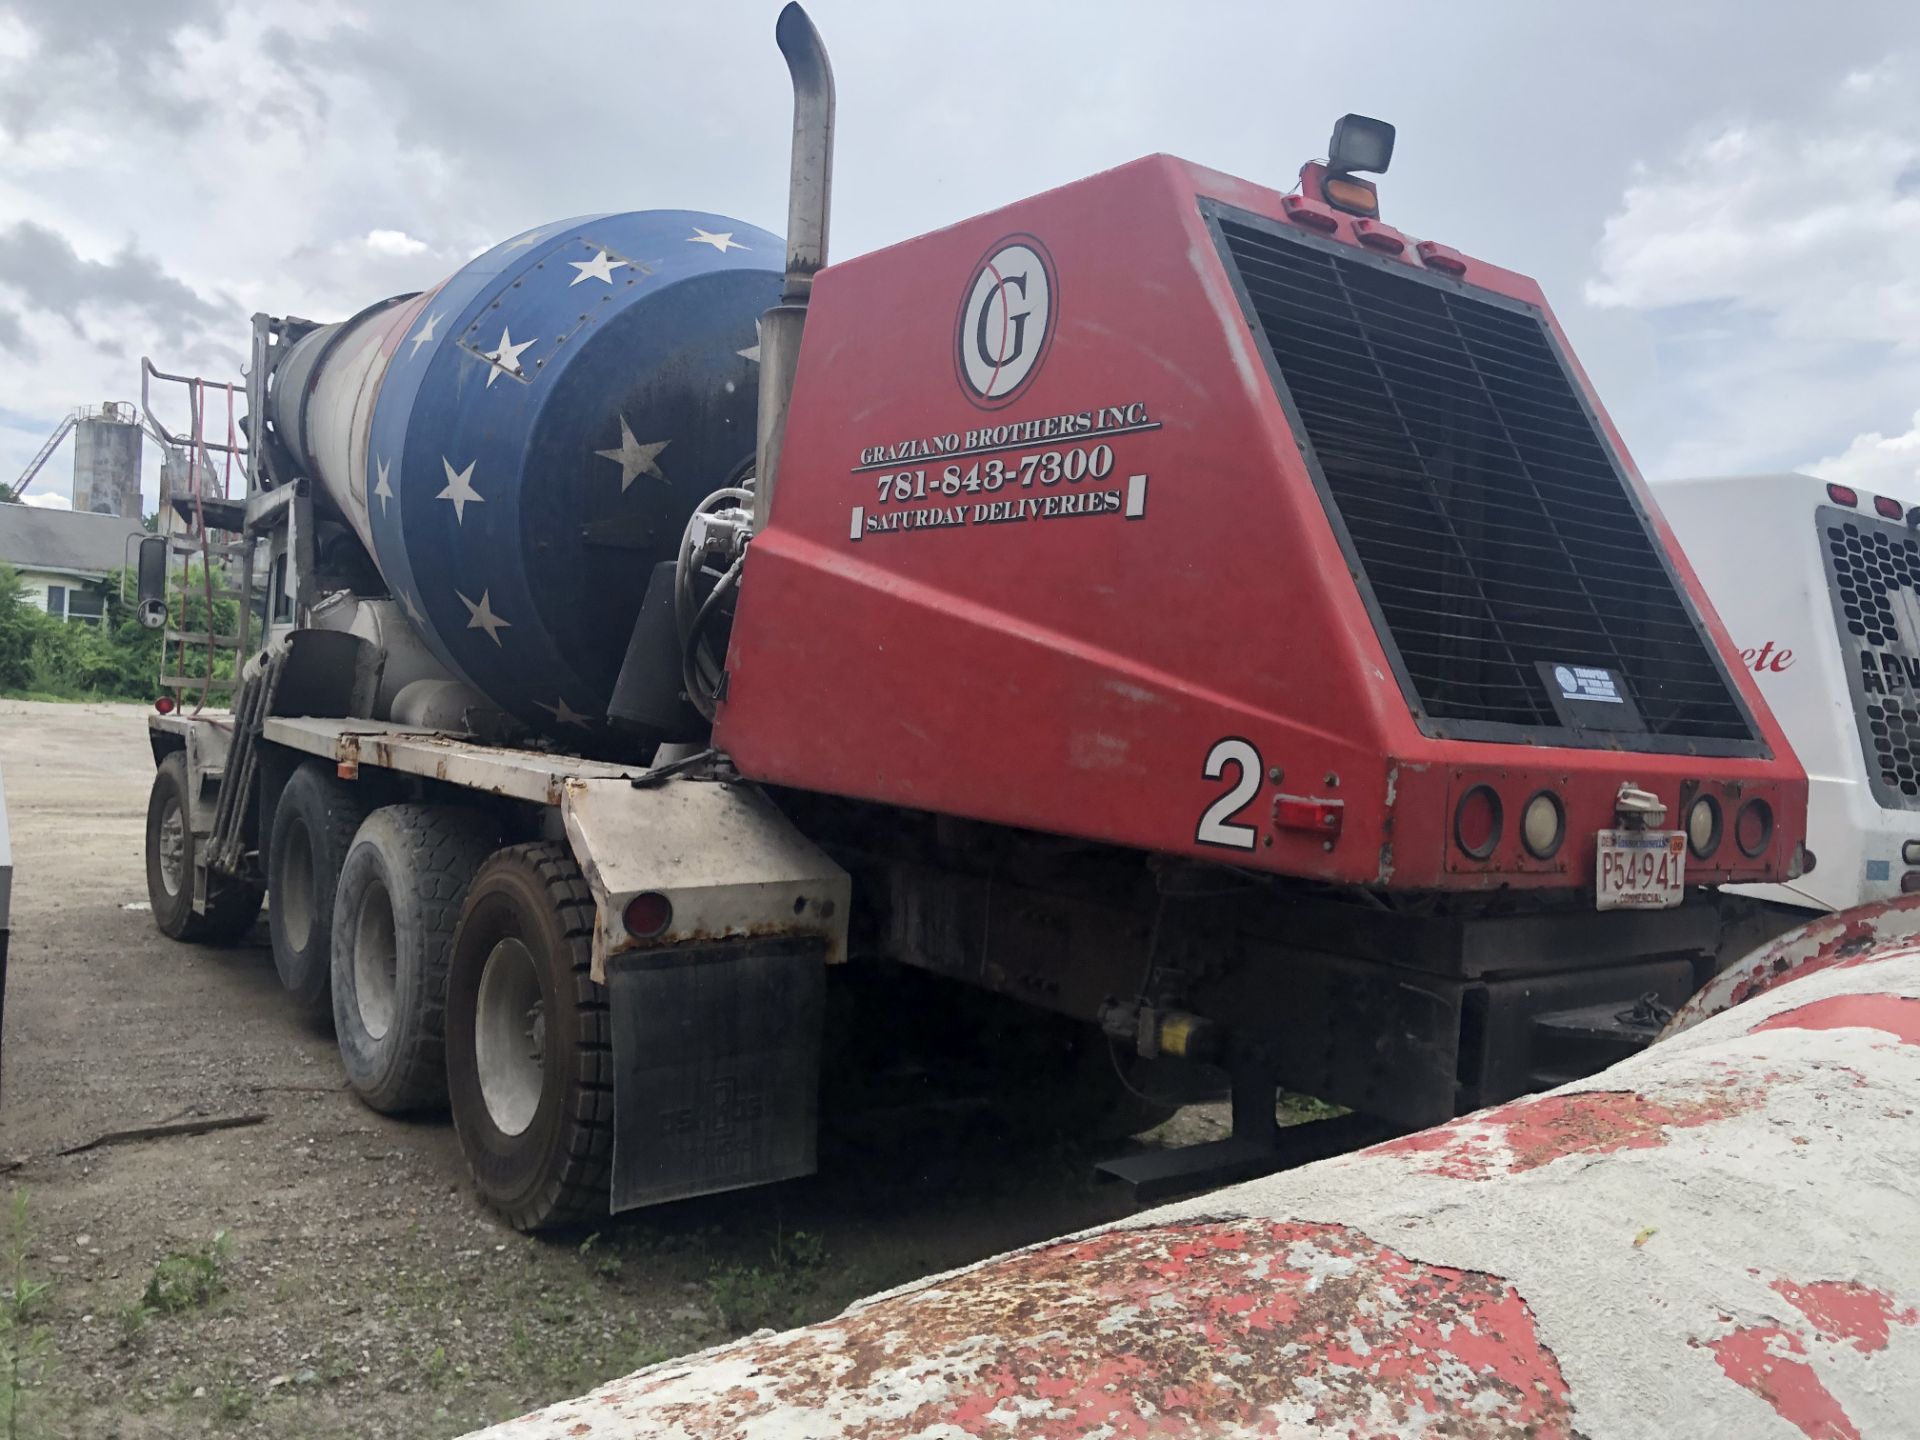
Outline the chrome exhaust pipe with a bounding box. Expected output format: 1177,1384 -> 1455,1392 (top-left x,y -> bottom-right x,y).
776,2 -> 834,304
755,2 -> 835,531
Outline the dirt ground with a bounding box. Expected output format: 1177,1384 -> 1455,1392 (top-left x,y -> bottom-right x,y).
0,699 -> 1239,1439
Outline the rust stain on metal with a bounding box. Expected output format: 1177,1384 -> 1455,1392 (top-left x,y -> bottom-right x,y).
530,1219 -> 1581,1439
1371,1083 -> 1765,1181
1701,1274 -> 1919,1440
602,914 -> 825,962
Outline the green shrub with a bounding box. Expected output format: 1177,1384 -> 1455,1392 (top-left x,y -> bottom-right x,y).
0,560 -> 239,704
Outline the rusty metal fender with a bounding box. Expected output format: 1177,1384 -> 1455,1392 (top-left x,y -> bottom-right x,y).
466,931 -> 1920,1439
559,775 -> 849,984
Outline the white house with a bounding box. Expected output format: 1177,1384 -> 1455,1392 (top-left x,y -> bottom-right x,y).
0,503 -> 147,622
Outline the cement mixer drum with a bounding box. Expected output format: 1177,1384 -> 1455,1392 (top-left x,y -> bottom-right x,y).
267,210 -> 781,733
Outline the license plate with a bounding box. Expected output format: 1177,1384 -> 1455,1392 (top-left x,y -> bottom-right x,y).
1595,829 -> 1686,911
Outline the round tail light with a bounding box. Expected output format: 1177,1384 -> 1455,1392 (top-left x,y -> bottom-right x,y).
622,891 -> 673,939
1454,786 -> 1503,860
1735,800 -> 1774,859
1521,791 -> 1564,859
1686,796 -> 1722,859
154,695 -> 176,715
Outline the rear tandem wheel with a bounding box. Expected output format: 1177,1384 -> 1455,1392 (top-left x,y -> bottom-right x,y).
330,804 -> 496,1114
445,843 -> 613,1231
267,761 -> 370,1016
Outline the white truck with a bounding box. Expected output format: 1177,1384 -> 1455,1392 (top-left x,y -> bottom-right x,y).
1654,471 -> 1920,913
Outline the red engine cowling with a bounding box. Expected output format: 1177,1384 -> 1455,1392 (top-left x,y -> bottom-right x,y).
715,155 -> 1806,891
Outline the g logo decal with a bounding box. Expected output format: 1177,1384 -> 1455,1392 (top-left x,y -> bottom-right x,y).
955,234 -> 1056,410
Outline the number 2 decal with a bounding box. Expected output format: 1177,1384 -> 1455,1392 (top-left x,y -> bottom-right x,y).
1196,737 -> 1261,850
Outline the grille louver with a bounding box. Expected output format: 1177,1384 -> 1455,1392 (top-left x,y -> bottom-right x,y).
1213,209 -> 1756,751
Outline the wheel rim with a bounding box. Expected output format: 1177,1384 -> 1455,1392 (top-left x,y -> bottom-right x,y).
352,877 -> 398,1041
475,937 -> 546,1137
158,800 -> 186,898
281,821 -> 314,951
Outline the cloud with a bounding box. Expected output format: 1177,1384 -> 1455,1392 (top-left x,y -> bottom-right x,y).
364,229 -> 428,259
20,492 -> 70,511
0,221 -> 227,345
0,0 -> 224,137
0,306 -> 32,359
1586,89 -> 1920,349
1813,409 -> 1920,491
1582,58 -> 1920,478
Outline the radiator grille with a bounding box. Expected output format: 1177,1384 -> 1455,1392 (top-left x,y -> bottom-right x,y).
1818,507 -> 1920,807
1214,212 -> 1755,749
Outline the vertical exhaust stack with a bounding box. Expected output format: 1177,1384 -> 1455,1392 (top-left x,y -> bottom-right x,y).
754,2 -> 835,532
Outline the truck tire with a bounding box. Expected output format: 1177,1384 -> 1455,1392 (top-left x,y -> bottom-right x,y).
145,752 -> 264,945
331,805 -> 496,1114
445,843 -> 611,1232
268,762 -> 369,1017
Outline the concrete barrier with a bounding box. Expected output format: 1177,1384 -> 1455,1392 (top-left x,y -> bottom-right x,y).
469,939 -> 1920,1439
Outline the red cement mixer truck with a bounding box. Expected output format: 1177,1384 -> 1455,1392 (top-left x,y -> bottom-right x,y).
137,5 -> 1812,1230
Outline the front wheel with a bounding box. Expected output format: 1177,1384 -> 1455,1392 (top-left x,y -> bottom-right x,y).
145,752 -> 262,945
445,843 -> 612,1231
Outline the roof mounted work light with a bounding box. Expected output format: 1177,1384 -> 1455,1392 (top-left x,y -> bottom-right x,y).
1328,114 -> 1395,176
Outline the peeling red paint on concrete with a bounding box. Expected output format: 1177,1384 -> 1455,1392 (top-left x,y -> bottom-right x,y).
549,1220 -> 1579,1439
1772,1279 -> 1918,1354
1708,1325 -> 1861,1440
1371,1084 -> 1763,1181
480,939 -> 1920,1440
1753,994 -> 1920,1048
1706,1278 -> 1919,1440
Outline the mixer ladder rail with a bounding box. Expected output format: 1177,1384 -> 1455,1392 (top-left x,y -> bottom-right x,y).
143,361 -> 255,710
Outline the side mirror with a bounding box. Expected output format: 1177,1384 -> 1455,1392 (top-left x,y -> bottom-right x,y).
135,534 -> 168,630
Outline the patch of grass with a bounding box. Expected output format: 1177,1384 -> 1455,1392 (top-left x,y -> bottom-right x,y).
577,1232 -> 625,1281
210,1368 -> 252,1423
705,1227 -> 829,1335
116,1302 -> 150,1348
1,1190 -> 55,1440
1276,1091 -> 1349,1126
142,1231 -> 230,1315
316,1343 -> 355,1385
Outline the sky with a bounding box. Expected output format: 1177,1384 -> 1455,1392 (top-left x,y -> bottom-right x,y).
1,0 -> 1919,511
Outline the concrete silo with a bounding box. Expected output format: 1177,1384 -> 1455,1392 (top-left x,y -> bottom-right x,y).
71,402 -> 143,519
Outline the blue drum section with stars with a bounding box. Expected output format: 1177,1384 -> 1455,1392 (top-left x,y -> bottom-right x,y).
363,210 -> 781,737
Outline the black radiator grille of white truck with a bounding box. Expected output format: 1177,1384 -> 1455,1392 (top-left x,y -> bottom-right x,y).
1818,505 -> 1920,807
1209,205 -> 1759,753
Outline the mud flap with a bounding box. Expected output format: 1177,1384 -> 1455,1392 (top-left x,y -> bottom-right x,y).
606,936 -> 825,1210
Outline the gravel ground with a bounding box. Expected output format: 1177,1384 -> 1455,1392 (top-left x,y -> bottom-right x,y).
0,700 -> 1231,1439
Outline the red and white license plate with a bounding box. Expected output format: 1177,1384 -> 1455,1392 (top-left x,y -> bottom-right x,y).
1595,829 -> 1686,911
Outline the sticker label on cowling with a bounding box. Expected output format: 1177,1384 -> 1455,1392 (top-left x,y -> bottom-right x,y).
1534,661 -> 1646,733
1550,664 -> 1623,704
